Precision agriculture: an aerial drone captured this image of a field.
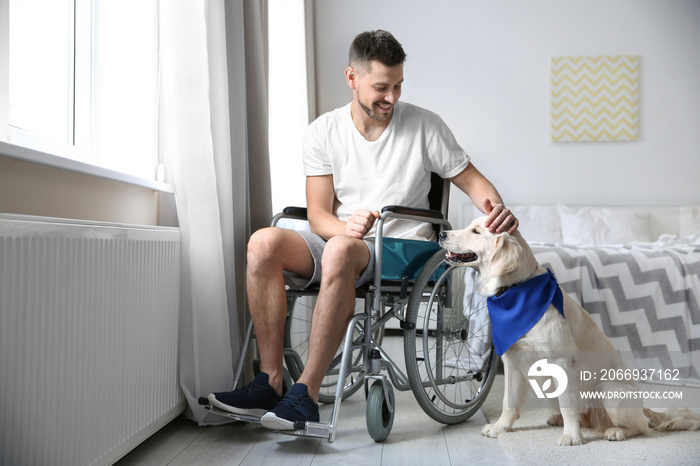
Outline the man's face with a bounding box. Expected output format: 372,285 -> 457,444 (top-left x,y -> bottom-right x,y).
352,61 -> 404,122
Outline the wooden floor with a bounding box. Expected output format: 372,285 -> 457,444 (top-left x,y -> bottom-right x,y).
116,336 -> 512,465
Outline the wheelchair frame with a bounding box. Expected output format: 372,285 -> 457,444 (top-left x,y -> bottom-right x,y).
202,176 -> 499,442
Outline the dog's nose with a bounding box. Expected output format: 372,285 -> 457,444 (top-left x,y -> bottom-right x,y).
438,231 -> 447,241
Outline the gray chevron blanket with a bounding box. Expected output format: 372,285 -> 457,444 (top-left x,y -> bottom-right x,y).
531,234 -> 700,387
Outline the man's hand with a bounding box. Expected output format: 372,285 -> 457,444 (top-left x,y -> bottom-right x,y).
448,164 -> 518,235
483,199 -> 519,234
345,209 -> 381,239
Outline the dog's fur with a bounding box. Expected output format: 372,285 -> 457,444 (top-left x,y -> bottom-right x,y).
440,216 -> 700,445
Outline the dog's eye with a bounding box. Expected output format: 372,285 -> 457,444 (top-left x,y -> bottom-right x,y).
472,228 -> 480,235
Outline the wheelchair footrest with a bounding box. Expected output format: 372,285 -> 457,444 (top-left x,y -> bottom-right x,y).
201,401 -> 335,441
275,420 -> 333,440
203,404 -> 262,424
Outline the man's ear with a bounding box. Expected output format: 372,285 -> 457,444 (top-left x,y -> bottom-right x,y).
345,67 -> 358,90
490,234 -> 522,276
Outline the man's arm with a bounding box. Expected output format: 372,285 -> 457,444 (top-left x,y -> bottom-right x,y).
449,163 -> 519,234
306,175 -> 379,240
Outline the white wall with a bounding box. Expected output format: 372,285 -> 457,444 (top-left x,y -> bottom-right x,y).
307,0 -> 700,227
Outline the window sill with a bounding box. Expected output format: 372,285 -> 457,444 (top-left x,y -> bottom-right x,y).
0,141 -> 174,194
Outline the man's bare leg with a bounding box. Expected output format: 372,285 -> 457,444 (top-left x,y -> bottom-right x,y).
246,227 -> 315,396
296,235 -> 371,402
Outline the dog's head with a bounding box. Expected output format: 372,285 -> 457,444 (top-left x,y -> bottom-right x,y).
438,216 -> 539,297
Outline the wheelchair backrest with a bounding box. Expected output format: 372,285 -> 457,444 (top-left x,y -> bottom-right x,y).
428,172 -> 450,219
428,172 -> 450,236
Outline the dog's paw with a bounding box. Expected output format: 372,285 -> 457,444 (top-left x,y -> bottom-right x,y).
481,423 -> 508,438
558,433 -> 583,446
547,414 -> 563,426
604,427 -> 628,441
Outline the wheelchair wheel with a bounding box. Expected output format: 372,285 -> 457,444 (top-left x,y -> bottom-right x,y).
366,380 -> 395,442
284,294 -> 384,404
403,250 -> 499,424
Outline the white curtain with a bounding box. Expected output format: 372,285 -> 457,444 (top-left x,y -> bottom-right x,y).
159,0 -> 271,424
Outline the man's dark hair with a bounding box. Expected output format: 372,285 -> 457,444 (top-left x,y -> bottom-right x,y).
349,30 -> 407,69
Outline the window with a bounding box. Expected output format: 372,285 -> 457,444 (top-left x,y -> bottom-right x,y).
8,0 -> 80,155
4,0 -> 159,181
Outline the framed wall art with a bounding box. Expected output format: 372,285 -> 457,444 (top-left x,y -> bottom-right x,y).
551,55 -> 639,142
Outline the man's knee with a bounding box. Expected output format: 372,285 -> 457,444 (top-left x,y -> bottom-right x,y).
247,227 -> 287,270
321,236 -> 370,280
248,227 -> 314,278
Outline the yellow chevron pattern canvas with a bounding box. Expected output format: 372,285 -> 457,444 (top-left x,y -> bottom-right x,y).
551,56 -> 638,142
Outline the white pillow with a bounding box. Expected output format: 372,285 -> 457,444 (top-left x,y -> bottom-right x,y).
679,206 -> 700,236
558,205 -> 652,244
510,205 -> 562,243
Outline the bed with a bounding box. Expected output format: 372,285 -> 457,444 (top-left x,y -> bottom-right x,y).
487,204 -> 700,387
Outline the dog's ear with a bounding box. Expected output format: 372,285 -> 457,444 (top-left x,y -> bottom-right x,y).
490,234 -> 523,276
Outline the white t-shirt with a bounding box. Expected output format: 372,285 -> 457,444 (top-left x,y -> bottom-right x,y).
302,101 -> 470,240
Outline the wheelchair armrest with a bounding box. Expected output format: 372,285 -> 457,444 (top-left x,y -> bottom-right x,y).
271,206 -> 308,227
274,205 -> 447,228
279,205 -> 442,223
381,205 -> 444,221
282,206 -> 308,220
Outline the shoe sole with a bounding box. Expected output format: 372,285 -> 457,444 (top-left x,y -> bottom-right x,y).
207,393 -> 267,418
260,412 -> 297,430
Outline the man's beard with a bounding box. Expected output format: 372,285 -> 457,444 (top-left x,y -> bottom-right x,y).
357,89 -> 392,122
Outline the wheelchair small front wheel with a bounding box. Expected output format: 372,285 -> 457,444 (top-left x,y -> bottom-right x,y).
366,381 -> 395,442
403,250 -> 499,424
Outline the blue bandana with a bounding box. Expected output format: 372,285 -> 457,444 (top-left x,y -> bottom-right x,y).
486,270 -> 565,356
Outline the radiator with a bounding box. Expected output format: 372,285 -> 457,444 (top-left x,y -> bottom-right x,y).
0,215 -> 185,466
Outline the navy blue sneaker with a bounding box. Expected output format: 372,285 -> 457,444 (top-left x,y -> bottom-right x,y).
260,383 -> 320,430
207,372 -> 282,418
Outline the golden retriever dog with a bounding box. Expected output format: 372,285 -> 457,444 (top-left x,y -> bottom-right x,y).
439,216 -> 700,446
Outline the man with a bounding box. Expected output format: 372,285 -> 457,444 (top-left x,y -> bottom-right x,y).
209,30 -> 518,430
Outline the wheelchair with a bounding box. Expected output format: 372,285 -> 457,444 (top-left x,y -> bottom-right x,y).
201,174 -> 499,442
